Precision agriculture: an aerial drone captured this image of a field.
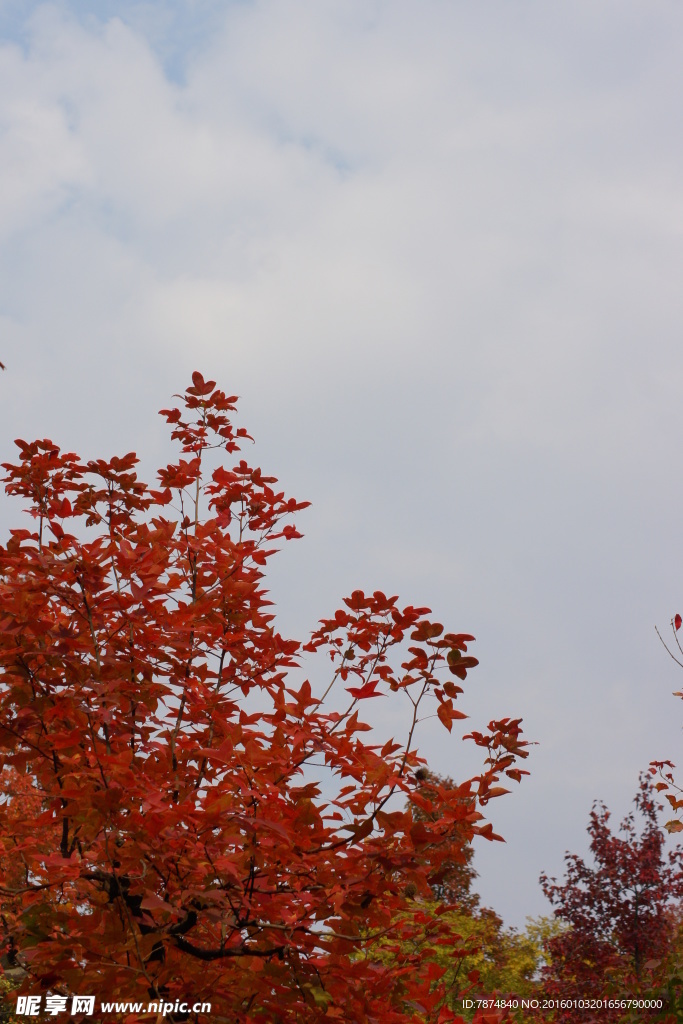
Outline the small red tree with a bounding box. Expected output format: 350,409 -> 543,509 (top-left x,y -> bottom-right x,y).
0,374 -> 529,1023
540,775 -> 683,1019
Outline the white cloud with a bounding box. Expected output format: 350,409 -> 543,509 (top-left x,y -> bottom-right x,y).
0,38 -> 89,236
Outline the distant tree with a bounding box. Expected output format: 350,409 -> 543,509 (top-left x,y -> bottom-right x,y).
410,769 -> 480,910
540,775 -> 683,1019
0,373 -> 530,1024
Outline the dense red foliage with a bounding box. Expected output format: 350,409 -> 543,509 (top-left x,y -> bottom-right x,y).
540,776 -> 683,1021
0,373 -> 530,1023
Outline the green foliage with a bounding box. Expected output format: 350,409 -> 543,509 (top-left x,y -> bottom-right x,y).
0,974 -> 19,1024
427,906 -> 540,1008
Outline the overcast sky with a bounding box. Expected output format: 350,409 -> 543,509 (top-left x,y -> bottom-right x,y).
2,0 -> 683,929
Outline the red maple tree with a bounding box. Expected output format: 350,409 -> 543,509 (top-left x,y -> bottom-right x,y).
540,775 -> 683,1021
0,373 -> 530,1023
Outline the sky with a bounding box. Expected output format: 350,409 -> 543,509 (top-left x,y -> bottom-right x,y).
1,0 -> 683,930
